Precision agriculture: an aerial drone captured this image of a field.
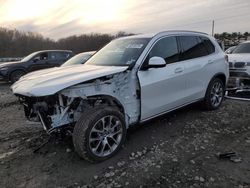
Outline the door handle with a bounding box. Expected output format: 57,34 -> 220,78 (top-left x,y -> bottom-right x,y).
208,60 -> 214,64
174,67 -> 183,73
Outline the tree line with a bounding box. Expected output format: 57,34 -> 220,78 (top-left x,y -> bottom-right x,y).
0,27 -> 249,58
0,27 -> 134,58
214,32 -> 249,41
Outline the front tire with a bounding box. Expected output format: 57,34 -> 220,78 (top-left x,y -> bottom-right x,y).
203,78 -> 225,110
10,70 -> 25,83
73,106 -> 126,162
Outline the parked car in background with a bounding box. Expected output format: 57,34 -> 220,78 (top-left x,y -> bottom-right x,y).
227,41 -> 250,89
12,31 -> 228,162
0,50 -> 74,82
225,46 -> 236,54
61,51 -> 95,67
228,41 -> 250,78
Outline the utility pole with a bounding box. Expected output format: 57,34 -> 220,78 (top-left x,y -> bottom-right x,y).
212,20 -> 215,36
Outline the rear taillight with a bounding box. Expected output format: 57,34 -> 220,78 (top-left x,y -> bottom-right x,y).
225,55 -> 229,63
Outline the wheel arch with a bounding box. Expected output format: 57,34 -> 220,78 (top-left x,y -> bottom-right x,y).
86,94 -> 125,114
8,68 -> 27,81
214,73 -> 226,86
209,72 -> 227,87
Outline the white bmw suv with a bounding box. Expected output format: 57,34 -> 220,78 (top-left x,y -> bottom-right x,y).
228,41 -> 250,89
12,31 -> 229,162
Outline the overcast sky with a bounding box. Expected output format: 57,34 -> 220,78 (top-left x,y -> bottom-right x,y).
0,0 -> 250,40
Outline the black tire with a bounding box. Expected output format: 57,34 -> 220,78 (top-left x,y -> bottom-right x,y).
10,70 -> 25,83
73,106 -> 126,162
203,78 -> 225,110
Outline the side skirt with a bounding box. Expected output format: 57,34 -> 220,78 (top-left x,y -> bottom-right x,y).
139,98 -> 204,124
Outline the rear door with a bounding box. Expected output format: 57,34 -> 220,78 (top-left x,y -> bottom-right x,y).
138,36 -> 188,120
47,52 -> 72,67
178,35 -> 215,100
47,52 -> 63,67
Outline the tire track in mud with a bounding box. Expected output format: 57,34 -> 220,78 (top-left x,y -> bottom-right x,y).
0,83 -> 18,108
0,100 -> 19,108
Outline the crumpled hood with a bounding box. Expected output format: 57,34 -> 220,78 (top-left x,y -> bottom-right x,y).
0,61 -> 22,68
228,54 -> 250,62
11,64 -> 128,97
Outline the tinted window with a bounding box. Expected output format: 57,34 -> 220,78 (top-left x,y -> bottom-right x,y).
179,36 -> 208,61
50,52 -> 70,60
200,36 -> 215,54
149,36 -> 179,64
232,43 -> 250,53
34,52 -> 48,61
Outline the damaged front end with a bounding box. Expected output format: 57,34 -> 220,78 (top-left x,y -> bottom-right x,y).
226,77 -> 250,100
19,94 -> 83,133
16,71 -> 140,134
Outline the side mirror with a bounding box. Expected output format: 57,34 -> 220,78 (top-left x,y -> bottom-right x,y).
148,56 -> 166,68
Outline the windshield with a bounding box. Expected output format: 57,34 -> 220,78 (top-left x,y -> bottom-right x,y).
61,52 -> 94,67
21,52 -> 39,62
86,38 -> 150,66
232,43 -> 250,53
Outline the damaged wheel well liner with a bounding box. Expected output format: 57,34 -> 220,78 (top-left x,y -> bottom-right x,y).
86,95 -> 125,113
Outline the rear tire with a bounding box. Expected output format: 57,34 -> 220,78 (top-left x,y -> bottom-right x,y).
73,106 -> 126,162
10,70 -> 25,83
203,78 -> 225,110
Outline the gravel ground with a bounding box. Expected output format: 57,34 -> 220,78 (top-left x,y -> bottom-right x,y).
0,81 -> 250,188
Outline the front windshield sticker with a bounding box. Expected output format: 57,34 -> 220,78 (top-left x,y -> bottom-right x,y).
126,59 -> 136,64
126,44 -> 144,49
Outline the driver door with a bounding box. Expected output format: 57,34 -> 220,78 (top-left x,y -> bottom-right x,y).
138,36 -> 188,120
28,52 -> 50,72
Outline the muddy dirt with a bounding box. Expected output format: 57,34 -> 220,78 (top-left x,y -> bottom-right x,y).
0,81 -> 250,188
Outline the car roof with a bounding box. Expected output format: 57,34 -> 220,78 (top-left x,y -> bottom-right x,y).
79,51 -> 96,55
35,50 -> 73,53
74,51 -> 96,56
118,30 -> 209,40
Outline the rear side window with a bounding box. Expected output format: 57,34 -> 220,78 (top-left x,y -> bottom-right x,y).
179,36 -> 208,61
200,36 -> 215,54
149,36 -> 179,64
50,52 -> 71,60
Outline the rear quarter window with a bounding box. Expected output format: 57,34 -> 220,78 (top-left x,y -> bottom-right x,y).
179,36 -> 208,61
200,36 -> 215,55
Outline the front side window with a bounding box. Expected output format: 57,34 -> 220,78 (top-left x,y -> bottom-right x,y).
86,38 -> 150,66
179,36 -> 209,61
33,52 -> 48,61
232,43 -> 250,53
149,36 -> 179,64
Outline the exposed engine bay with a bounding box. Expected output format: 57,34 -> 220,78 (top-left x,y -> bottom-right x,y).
17,71 -> 141,133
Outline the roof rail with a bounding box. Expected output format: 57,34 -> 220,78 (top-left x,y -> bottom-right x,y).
155,30 -> 209,36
